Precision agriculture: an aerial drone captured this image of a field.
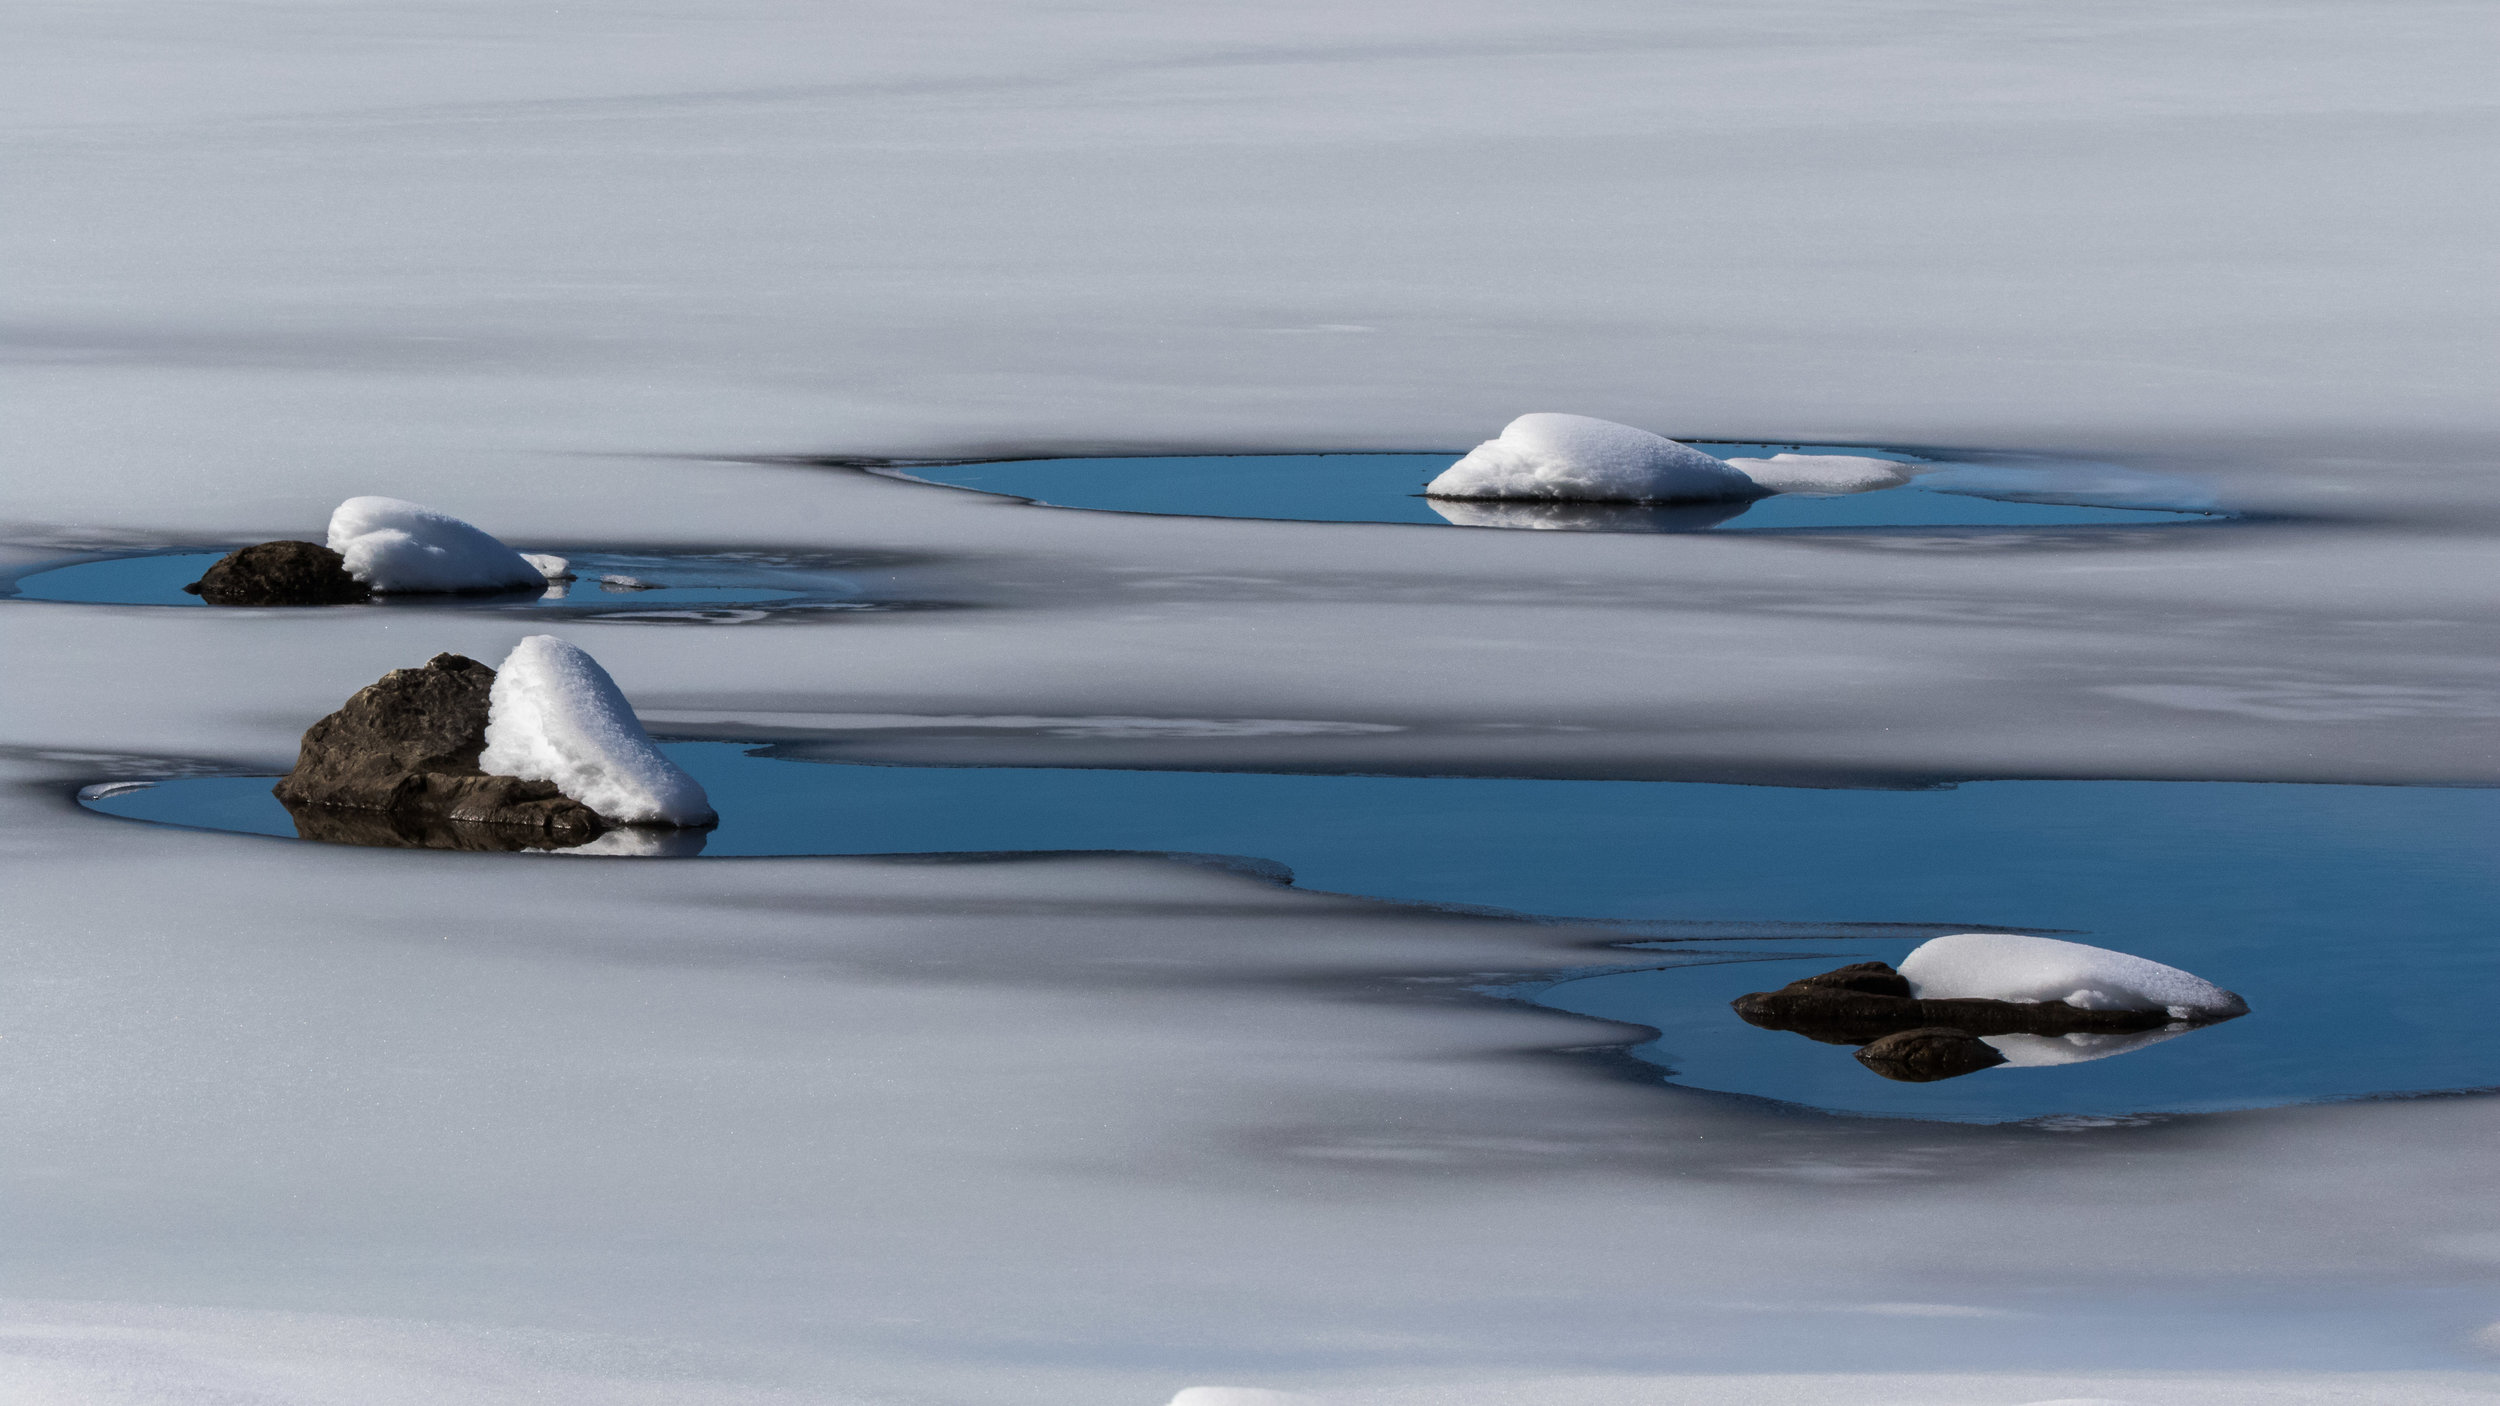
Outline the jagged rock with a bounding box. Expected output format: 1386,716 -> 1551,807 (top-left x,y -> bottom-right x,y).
272,653 -> 605,844
184,540 -> 371,606
1855,1027 -> 2009,1083
1731,960 -> 2171,1046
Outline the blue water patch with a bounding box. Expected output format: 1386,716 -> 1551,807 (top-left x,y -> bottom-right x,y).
79,746 -> 2500,1122
4,550 -> 897,621
882,449 -> 2221,531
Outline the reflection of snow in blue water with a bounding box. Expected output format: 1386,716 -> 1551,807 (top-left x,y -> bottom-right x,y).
884,449 -> 2224,530
83,745 -> 2500,1123
4,550 -> 882,619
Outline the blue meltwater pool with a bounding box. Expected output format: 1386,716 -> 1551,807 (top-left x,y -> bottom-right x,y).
81,746 -> 2500,1123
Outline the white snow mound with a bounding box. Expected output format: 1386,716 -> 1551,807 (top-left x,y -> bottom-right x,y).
1425,413 -> 1761,503
1723,453 -> 1916,495
520,552 -> 573,581
326,496 -> 547,594
1902,934 -> 2247,1021
478,636 -> 716,827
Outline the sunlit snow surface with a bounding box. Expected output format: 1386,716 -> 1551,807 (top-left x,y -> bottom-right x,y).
476,636 -> 716,826
325,496 -> 546,593
4,0 -> 2500,1402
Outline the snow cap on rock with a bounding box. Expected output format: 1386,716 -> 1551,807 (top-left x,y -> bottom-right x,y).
327,496 -> 547,594
1425,413 -> 1760,503
478,635 -> 715,826
1901,933 -> 2247,1021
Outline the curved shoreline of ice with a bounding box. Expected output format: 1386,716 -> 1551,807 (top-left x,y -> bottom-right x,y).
478,635 -> 716,827
327,497 -> 554,595
1902,933 -> 2247,1022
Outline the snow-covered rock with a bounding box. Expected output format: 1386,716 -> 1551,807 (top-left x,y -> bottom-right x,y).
1425,413 -> 1762,503
521,552 -> 574,582
477,636 -> 716,826
1901,934 -> 2248,1022
1723,453 -> 1917,495
326,496 -> 547,594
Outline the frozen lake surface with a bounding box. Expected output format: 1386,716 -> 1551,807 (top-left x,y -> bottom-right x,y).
874,449 -> 2225,531
85,751 -> 2500,1122
4,0 -> 2497,1401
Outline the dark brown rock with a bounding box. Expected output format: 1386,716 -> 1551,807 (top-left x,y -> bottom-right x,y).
1789,960 -> 1913,999
272,653 -> 606,845
185,540 -> 370,606
283,799 -> 597,852
1854,1027 -> 2010,1083
1731,961 -> 2173,1045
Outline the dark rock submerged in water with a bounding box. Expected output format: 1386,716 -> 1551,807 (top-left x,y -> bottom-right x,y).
1855,1027 -> 2010,1082
1731,960 -> 2174,1046
273,653 -> 604,845
184,540 -> 371,606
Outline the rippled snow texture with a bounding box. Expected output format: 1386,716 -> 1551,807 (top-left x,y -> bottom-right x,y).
1902,934 -> 2248,1020
327,497 -> 547,594
1425,414 -> 1761,503
478,636 -> 716,825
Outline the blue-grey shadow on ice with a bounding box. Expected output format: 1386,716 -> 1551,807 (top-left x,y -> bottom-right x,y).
77,743 -> 2500,1124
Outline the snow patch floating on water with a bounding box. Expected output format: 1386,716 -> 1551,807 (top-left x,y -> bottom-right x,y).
326,497 -> 546,594
477,636 -> 716,827
1902,934 -> 2247,1021
520,552 -> 572,581
1723,453 -> 1918,495
1425,414 -> 1762,504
